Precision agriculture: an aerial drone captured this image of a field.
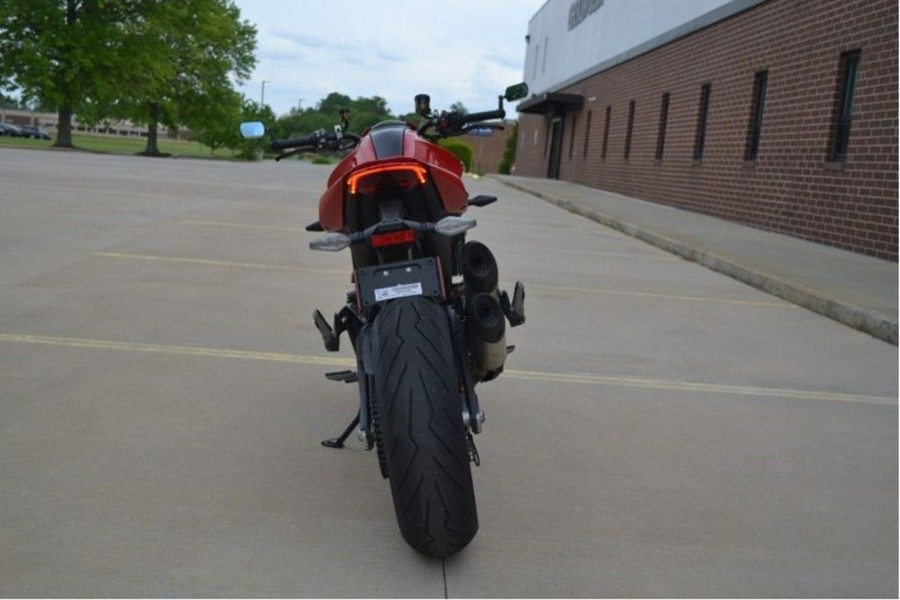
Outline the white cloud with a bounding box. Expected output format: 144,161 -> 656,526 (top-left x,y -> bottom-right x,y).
233,0 -> 544,116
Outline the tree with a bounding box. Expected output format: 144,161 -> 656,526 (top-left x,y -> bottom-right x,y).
275,93 -> 396,139
499,122 -> 518,174
190,88 -> 243,155
449,101 -> 469,115
354,95 -> 390,117
191,96 -> 274,159
113,0 -> 257,156
316,92 -> 352,115
0,92 -> 26,109
0,0 -> 144,147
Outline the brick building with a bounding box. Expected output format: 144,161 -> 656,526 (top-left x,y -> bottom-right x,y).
461,123 -> 514,174
515,0 -> 898,260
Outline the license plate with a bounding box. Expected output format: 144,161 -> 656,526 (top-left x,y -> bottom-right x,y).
375,282 -> 423,302
356,258 -> 443,308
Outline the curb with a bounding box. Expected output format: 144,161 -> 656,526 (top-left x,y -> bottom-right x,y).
496,177 -> 898,346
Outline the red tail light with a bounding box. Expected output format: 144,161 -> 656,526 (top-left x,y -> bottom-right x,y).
346,163 -> 427,195
371,228 -> 416,249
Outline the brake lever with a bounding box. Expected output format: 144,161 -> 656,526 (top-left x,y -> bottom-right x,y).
275,147 -> 311,161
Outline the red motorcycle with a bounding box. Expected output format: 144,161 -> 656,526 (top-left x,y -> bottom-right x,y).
241,83 -> 527,558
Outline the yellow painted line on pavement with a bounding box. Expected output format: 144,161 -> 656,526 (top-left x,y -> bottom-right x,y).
2,333 -> 892,406
181,220 -> 309,234
505,247 -> 681,261
530,283 -> 797,308
93,252 -> 345,275
503,369 -> 895,405
0,333 -> 356,368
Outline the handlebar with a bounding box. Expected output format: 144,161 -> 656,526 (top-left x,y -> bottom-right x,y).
268,104 -> 506,155
270,132 -> 322,152
418,106 -> 507,139
462,109 -> 505,124
268,129 -> 361,159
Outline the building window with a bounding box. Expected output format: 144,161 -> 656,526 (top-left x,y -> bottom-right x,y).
582,110 -> 592,158
656,92 -> 670,160
745,71 -> 768,161
568,112 -> 578,159
601,105 -> 611,159
624,100 -> 635,159
831,50 -> 860,161
693,83 -> 712,160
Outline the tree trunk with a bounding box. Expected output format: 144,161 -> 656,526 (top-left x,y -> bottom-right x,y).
142,102 -> 162,156
54,106 -> 75,148
52,1 -> 78,149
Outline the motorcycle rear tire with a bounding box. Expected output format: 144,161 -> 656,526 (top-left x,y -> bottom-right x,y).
373,297 -> 478,558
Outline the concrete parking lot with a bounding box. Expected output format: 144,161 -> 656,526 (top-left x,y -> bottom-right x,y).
1,148 -> 896,597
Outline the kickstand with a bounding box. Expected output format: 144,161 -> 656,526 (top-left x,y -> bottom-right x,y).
321,413 -> 360,449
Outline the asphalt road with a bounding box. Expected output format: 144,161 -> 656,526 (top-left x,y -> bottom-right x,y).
1,148 -> 896,597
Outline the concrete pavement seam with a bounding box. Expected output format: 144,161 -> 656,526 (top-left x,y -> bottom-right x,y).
496,177 -> 898,345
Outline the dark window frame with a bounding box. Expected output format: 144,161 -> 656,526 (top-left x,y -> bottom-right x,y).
582,110 -> 592,158
568,112 -> 578,159
655,92 -> 670,160
601,105 -> 611,159
624,100 -> 635,160
693,83 -> 712,161
831,50 -> 860,162
745,71 -> 768,161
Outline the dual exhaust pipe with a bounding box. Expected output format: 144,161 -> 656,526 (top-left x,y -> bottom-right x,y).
461,241 -> 507,381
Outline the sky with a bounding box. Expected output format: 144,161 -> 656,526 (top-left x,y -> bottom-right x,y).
231,0 -> 547,118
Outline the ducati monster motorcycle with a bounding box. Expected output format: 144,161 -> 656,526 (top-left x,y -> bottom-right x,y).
240,83 -> 528,558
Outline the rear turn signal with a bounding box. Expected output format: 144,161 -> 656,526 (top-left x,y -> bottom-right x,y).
310,232 -> 352,252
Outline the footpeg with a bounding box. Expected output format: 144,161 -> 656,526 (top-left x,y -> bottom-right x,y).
499,281 -> 525,327
325,370 -> 358,383
313,309 -> 340,351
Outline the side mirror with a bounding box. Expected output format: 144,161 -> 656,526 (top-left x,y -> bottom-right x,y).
239,121 -> 266,139
504,83 -> 529,102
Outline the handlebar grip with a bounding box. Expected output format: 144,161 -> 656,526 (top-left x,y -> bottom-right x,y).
463,109 -> 505,124
270,133 -> 318,151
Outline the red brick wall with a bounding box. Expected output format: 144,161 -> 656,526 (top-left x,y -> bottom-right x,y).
516,0 -> 898,260
461,124 -> 514,174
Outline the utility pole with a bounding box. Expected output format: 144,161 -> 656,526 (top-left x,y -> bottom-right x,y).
260,79 -> 270,107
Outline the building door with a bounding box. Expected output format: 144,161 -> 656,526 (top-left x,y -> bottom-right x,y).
547,117 -> 564,179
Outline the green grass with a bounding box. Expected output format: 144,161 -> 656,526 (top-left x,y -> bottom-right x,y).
0,132 -> 229,158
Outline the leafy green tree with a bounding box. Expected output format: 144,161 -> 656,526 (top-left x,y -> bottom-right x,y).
275,93 -> 396,139
191,88 -> 244,155
274,109 -> 333,139
354,95 -> 390,117
397,111 -> 422,125
0,92 -> 26,109
499,122 -> 518,174
449,101 -> 469,115
316,92 -> 352,115
438,138 -> 474,172
0,0 -> 144,147
113,0 -> 257,156
232,98 -> 276,160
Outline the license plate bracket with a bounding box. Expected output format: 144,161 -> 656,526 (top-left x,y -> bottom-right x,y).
356,258 -> 443,308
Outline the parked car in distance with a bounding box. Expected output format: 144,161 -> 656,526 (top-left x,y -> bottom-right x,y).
0,123 -> 24,137
18,125 -> 51,140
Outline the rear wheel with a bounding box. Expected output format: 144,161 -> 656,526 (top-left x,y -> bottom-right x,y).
372,297 -> 478,558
